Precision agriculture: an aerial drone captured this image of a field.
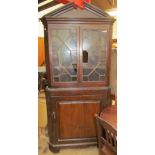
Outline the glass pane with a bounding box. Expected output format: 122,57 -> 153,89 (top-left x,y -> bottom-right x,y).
82,29 -> 107,82
50,29 -> 78,82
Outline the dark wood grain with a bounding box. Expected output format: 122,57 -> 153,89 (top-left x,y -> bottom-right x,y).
100,104 -> 117,128
59,102 -> 85,138
84,102 -> 100,137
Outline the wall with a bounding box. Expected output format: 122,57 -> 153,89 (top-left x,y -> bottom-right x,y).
110,48 -> 117,95
38,37 -> 45,66
112,19 -> 117,39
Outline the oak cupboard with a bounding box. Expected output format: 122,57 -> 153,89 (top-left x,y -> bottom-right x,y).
41,2 -> 115,153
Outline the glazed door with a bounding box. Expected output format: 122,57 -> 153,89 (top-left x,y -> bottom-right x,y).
79,25 -> 110,86
48,24 -> 110,87
48,24 -> 80,86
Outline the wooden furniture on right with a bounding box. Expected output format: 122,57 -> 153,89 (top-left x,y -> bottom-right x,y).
95,104 -> 117,155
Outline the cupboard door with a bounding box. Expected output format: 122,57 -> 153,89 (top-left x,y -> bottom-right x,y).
59,100 -> 100,139
59,101 -> 85,139
80,25 -> 110,83
48,25 -> 79,83
84,101 -> 100,137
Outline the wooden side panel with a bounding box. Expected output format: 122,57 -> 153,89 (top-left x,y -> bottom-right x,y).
59,102 -> 85,139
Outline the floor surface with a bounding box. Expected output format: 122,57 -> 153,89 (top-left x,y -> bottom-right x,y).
39,139 -> 98,155
38,137 -> 98,155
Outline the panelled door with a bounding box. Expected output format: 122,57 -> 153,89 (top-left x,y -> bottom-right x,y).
59,100 -> 100,139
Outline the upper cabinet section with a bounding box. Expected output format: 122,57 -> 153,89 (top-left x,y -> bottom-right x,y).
41,2 -> 115,88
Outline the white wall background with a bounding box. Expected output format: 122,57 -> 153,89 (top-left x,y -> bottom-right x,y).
112,19 -> 117,39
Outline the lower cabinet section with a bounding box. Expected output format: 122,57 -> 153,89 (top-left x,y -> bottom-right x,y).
46,87 -> 110,153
